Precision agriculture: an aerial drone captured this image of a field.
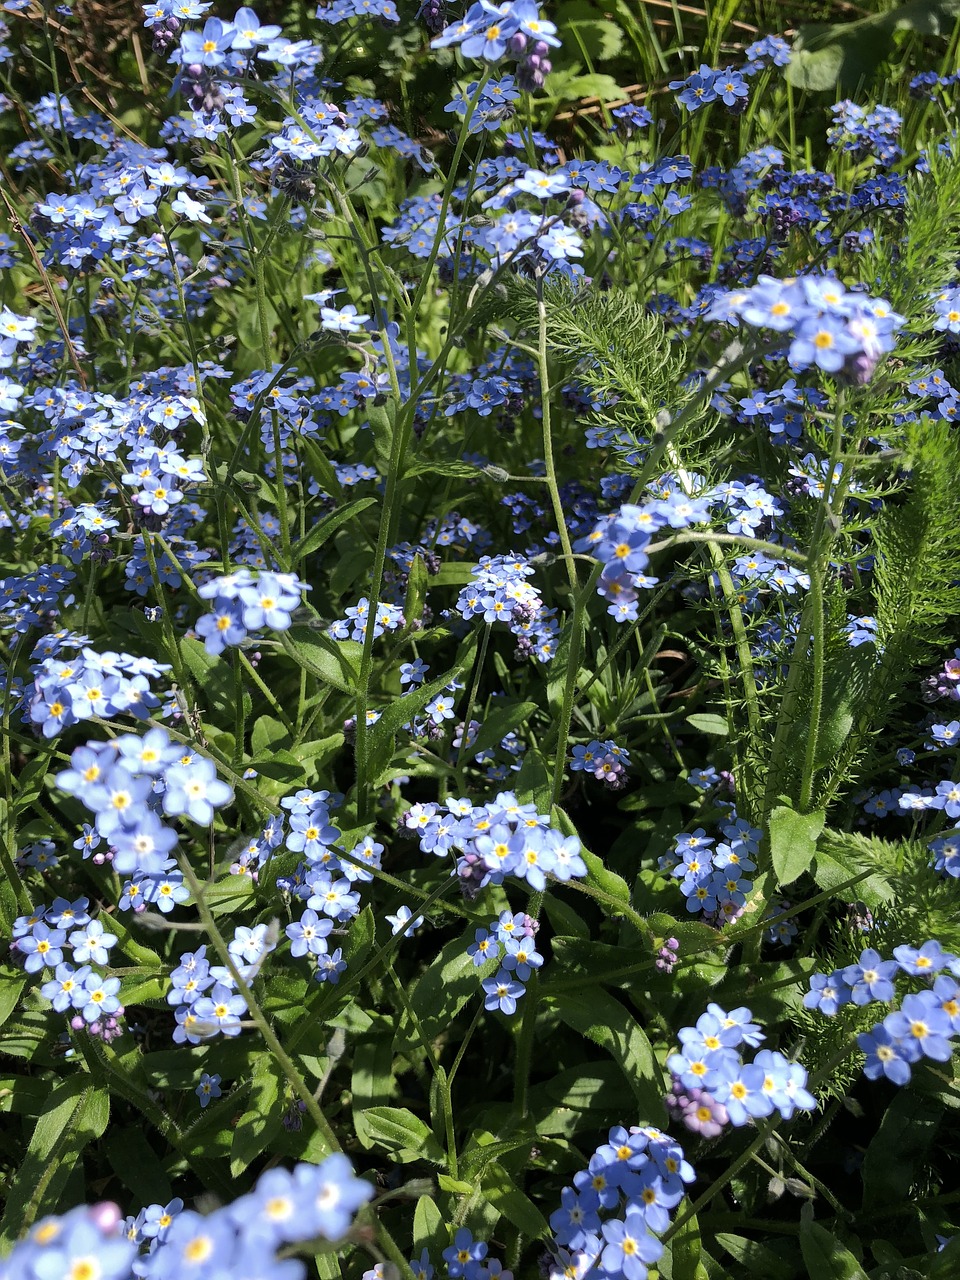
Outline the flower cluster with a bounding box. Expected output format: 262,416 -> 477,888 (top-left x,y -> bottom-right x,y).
401,789 -> 587,898
569,738 -> 631,789
195,568 -> 307,655
575,485 -> 722,622
826,101 -> 903,165
670,65 -> 749,114
468,910 -> 541,1014
707,273 -> 903,381
430,1 -> 561,91
27,643 -> 172,738
56,729 -> 233,915
666,1005 -> 816,1133
2,1155 -> 373,1280
805,940 -> 960,1085
410,1225 -> 514,1280
456,554 -> 558,661
546,1124 -> 695,1277
13,898 -> 123,1039
658,817 -> 761,924
330,596 -> 405,643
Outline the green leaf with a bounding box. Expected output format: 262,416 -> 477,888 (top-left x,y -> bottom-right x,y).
366,663 -> 465,780
469,701 -> 538,759
550,988 -> 664,1116
811,838 -> 895,910
367,398 -> 398,472
0,1075 -> 109,1243
231,1054 -> 285,1178
769,806 -> 825,888
404,552 -> 430,627
103,1127 -> 173,1207
556,1 -> 624,59
786,1 -> 960,94
661,1210 -> 704,1280
431,562 -> 478,587
798,1204 -> 868,1279
414,1194 -> 446,1259
404,459 -> 483,481
408,929 -> 479,1044
0,967 -> 26,1029
715,1233 -> 793,1279
11,758 -> 48,816
481,1161 -> 549,1239
515,748 -> 552,812
437,1175 -> 473,1195
544,937 -> 641,990
541,69 -> 625,103
180,635 -> 221,685
351,1022 -> 396,1111
282,626 -> 361,694
553,807 -> 637,913
292,496 -> 378,564
784,38 -> 847,92
812,647 -> 875,770
685,713 -> 729,737
645,913 -> 724,955
203,874 -> 256,917
251,714 -> 292,756
354,1106 -> 445,1164
861,1090 -> 941,1209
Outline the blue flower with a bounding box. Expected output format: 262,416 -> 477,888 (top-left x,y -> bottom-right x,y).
19,923 -> 67,973
859,1024 -> 913,1084
884,992 -> 954,1062
68,919 -> 118,965
803,971 -> 853,1016
482,968 -> 526,1014
443,1228 -> 488,1278
600,1211 -> 663,1275
893,939 -> 954,976
841,948 -> 898,1004
77,972 -> 122,1023
291,1154 -> 374,1240
163,756 -> 234,824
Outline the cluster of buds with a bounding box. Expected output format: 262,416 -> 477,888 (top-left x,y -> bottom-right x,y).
923,650 -> 960,703
174,63 -> 227,115
663,1075 -> 729,1138
569,738 -> 631,790
417,0 -> 447,34
151,14 -> 182,55
511,33 -> 554,92
655,937 -> 679,973
70,1009 -> 125,1043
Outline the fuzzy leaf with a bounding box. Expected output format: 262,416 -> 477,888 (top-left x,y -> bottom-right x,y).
365,662 -> 466,779
685,713 -> 729,736
769,806 -> 825,888
481,1161 -> 549,1239
354,1106 -> 445,1164
414,1195 -> 446,1259
407,929 -> 479,1045
282,627 -> 361,694
0,1075 -> 109,1243
550,987 -> 664,1115
798,1204 -> 868,1279
861,1090 -> 941,1209
292,496 -> 377,564
469,701 -> 538,759
714,1233 -> 790,1279
230,1054 -> 285,1178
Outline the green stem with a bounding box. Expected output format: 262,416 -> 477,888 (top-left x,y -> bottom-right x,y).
537,275 -> 577,594
176,852 -> 342,1154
